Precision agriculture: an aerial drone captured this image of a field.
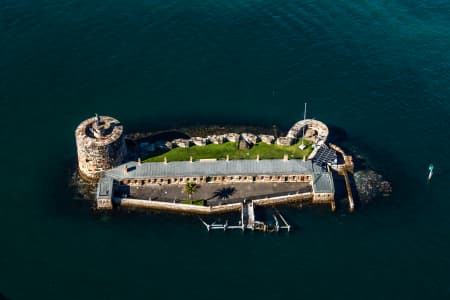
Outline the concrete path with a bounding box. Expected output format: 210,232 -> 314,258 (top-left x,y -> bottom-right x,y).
128,182 -> 312,205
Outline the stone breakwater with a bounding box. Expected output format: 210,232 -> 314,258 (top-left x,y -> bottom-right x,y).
353,170 -> 392,203
118,192 -> 314,215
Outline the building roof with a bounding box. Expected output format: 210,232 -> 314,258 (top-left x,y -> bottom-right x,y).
97,175 -> 113,198
312,172 -> 335,193
106,159 -> 315,180
103,158 -> 335,194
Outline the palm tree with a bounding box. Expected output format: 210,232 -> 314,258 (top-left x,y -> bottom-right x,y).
183,182 -> 198,200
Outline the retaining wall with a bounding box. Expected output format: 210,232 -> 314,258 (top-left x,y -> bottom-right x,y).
252,192 -> 314,206
118,198 -> 242,214
117,192 -> 315,214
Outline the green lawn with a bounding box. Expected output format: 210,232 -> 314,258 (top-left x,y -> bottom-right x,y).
180,199 -> 205,206
143,140 -> 312,163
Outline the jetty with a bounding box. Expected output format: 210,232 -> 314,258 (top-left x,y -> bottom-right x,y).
200,200 -> 292,232
329,143 -> 355,211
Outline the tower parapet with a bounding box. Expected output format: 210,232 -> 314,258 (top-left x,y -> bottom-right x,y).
75,115 -> 127,181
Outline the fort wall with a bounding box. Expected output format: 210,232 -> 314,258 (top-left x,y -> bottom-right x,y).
117,191 -> 319,215
75,115 -> 127,181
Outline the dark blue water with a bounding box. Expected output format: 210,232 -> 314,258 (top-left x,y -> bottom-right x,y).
1,1 -> 449,299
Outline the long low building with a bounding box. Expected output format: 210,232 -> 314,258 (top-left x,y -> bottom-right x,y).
97,158 -> 335,210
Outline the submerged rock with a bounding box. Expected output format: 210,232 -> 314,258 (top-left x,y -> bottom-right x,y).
353,169 -> 392,203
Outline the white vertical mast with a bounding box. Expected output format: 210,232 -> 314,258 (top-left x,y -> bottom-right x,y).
299,102 -> 307,150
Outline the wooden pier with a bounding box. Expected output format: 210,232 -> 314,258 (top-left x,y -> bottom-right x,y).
247,202 -> 255,229
342,170 -> 355,212
329,143 -> 355,212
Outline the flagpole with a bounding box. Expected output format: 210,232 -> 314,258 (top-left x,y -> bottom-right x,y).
299,102 -> 307,150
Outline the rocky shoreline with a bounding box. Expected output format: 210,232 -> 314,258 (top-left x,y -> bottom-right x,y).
353,169 -> 392,203
125,124 -> 283,142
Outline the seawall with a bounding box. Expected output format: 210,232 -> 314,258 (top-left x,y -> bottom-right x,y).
117,191 -> 317,214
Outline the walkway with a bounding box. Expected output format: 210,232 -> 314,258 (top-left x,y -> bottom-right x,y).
328,143 -> 355,211
287,119 -> 329,144
128,182 -> 312,205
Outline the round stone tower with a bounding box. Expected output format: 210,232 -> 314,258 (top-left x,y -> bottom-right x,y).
75,114 -> 127,181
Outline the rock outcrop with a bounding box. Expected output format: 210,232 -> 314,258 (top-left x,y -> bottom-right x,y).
354,169 -> 392,203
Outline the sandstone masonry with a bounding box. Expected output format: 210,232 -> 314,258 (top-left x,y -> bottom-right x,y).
75,115 -> 127,181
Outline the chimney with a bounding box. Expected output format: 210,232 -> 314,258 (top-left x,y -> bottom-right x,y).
164,157 -> 167,164
256,154 -> 260,161
190,156 -> 193,163
283,154 -> 289,161
226,154 -> 229,161
137,157 -> 142,166
123,165 -> 128,174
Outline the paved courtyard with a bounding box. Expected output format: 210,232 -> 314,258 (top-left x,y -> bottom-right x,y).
128,182 -> 312,205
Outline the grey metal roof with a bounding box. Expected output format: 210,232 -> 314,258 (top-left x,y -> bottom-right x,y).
312,172 -> 335,193
97,175 -> 113,198
105,159 -> 316,180
312,162 -> 325,173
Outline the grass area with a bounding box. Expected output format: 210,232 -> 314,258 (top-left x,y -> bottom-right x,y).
143,140 -> 313,163
180,199 -> 205,206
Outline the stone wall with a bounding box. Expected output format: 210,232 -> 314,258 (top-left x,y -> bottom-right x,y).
120,174 -> 313,186
287,119 -> 329,143
158,118 -> 329,151
97,197 -> 113,209
119,198 -> 242,214
75,116 -> 127,181
312,192 -> 334,202
252,192 -> 313,206
115,192 -> 322,214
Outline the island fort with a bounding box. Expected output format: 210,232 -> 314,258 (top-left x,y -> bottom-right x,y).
75,114 -> 355,231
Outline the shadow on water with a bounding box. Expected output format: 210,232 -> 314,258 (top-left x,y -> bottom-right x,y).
327,124 -> 349,144
39,155 -> 100,221
0,293 -> 11,300
131,131 -> 190,144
